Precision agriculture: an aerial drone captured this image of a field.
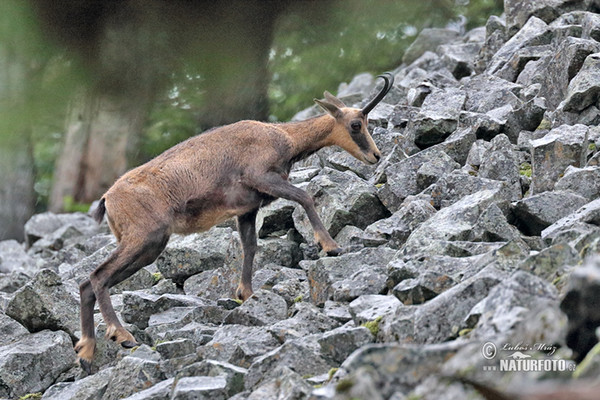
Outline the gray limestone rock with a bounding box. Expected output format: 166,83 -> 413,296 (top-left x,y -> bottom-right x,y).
555,165 -> 600,200
201,324 -> 280,369
245,339 -> 332,390
487,17 -> 552,75
0,240 -> 37,275
156,228 -> 238,284
292,168 -> 390,241
531,124 -> 588,193
5,268 -> 79,339
379,148 -> 459,212
512,190 -> 589,236
364,197 -> 436,249
223,289 -> 288,326
268,302 -> 340,342
171,376 -> 228,400
302,247 -> 396,307
41,367 -> 115,400
560,256 -> 600,361
402,189 -> 511,256
318,325 -> 374,364
563,52 -> 600,112
0,330 -> 76,398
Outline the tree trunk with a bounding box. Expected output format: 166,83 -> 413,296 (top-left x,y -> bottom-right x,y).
0,135 -> 35,241
50,88 -> 151,210
0,41 -> 35,241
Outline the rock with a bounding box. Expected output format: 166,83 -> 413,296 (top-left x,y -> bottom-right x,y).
431,127 -> 478,165
560,256 -> 600,361
0,240 -> 37,274
318,325 -> 374,364
223,289 -> 288,326
176,359 -> 247,398
101,356 -> 165,400
476,15 -> 508,73
155,338 -> 195,359
410,88 -> 465,149
5,268 -> 79,339
348,294 -> 401,325
364,197 -> 436,249
334,342 -> 465,398
438,42 -> 481,79
326,149 -> 377,180
541,197 -> 600,244
331,264 -> 388,303
0,270 -> 31,294
201,324 -> 280,368
478,134 -> 521,199
246,366 -> 313,400
0,312 -> 29,345
171,376 -> 228,400
256,199 -> 296,238
0,330 -> 75,398
411,266 -> 505,344
563,53 -> 600,112
512,190 -> 589,236
470,203 -> 523,242
24,212 -> 99,248
555,165 -> 600,200
43,369 -> 116,400
392,271 -> 456,305
486,17 -> 552,76
464,75 -> 523,114
324,300 -> 353,323
121,292 -> 215,329
379,148 -> 459,212
504,0 -> 589,35
183,266 -> 240,301
468,271 -> 558,339
402,189 -> 511,256
269,302 -> 339,342
531,124 -> 588,193
119,378 -> 174,400
402,28 -> 461,65
303,247 -> 397,307
292,168 -> 390,241
245,340 -> 332,390
156,227 -> 238,285
518,243 -> 580,283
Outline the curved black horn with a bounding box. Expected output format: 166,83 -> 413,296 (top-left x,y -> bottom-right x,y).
361,72 -> 395,115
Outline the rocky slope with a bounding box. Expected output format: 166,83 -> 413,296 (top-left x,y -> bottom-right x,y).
3,1 -> 600,399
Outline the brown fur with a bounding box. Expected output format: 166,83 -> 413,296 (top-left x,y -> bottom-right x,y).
74,89 -> 389,369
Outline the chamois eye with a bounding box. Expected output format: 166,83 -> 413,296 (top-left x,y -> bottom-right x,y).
351,121 -> 362,132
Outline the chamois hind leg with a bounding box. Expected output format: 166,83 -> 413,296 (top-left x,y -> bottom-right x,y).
236,209 -> 258,301
74,278 -> 97,373
89,228 -> 169,349
245,172 -> 342,255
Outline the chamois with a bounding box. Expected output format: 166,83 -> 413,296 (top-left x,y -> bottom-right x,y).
74,73 -> 394,371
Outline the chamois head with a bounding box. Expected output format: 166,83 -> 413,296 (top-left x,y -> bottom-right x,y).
314,73 -> 394,165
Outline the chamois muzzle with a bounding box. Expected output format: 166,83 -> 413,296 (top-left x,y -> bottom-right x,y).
361,72 -> 395,116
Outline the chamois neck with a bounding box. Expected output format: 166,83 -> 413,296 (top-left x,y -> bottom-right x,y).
279,115 -> 335,160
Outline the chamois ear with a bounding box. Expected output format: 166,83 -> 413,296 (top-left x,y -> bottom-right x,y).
323,91 -> 346,108
314,98 -> 342,119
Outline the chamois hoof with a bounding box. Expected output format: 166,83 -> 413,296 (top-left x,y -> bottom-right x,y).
120,340 -> 140,349
326,247 -> 343,257
78,358 -> 93,375
235,285 -> 254,302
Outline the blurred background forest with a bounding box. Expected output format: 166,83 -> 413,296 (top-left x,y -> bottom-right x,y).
0,0 -> 502,241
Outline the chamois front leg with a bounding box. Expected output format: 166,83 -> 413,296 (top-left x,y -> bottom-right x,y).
236,209 -> 258,301
245,172 -> 342,256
